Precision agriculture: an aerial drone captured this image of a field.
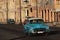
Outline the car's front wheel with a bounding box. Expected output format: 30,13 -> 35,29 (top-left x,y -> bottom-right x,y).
25,33 -> 32,36
43,32 -> 48,36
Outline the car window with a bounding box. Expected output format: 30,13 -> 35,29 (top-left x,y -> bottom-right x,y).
30,19 -> 44,24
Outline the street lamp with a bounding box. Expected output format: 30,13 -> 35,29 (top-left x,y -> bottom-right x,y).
19,0 -> 30,25
24,0 -> 31,16
24,4 -> 31,16
24,0 -> 29,16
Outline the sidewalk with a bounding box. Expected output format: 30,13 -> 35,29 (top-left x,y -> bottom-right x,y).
45,23 -> 60,27
0,24 -> 24,32
0,24 -> 60,32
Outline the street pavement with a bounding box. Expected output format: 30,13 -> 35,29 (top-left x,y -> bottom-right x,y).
0,24 -> 60,40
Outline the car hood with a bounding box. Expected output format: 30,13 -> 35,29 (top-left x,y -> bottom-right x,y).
29,23 -> 48,28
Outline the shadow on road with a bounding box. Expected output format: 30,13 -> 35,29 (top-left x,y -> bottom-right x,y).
48,30 -> 60,36
10,30 -> 60,40
0,24 -> 60,40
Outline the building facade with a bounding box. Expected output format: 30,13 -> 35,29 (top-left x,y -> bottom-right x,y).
53,0 -> 60,22
0,0 -> 60,24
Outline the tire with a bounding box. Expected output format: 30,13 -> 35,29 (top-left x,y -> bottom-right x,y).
44,33 -> 48,37
43,32 -> 48,36
25,33 -> 32,36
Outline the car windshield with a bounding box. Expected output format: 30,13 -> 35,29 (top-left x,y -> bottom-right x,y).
30,19 -> 44,24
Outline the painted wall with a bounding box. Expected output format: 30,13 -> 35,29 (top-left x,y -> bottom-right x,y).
0,0 -> 60,24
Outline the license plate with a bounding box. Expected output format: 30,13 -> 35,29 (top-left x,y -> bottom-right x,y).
38,31 -> 44,33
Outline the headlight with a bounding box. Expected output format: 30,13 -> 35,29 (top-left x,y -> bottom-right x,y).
31,30 -> 35,33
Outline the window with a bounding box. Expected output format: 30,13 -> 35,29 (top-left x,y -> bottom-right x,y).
56,0 -> 60,5
24,0 -> 29,3
45,10 -> 46,13
30,19 -> 44,24
30,8 -> 32,12
27,10 -> 29,16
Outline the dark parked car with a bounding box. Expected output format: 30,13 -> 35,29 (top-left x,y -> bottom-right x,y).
7,19 -> 15,24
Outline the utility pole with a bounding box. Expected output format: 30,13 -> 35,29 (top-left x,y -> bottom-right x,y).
36,0 -> 38,18
19,0 -> 22,25
6,0 -> 8,23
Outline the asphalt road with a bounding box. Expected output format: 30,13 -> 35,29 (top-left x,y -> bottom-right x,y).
0,24 -> 60,40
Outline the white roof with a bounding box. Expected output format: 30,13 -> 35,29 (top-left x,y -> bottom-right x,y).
28,18 -> 43,20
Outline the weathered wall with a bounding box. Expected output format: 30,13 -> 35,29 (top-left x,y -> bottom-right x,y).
0,0 -> 7,23
0,0 -> 60,24
0,0 -> 21,24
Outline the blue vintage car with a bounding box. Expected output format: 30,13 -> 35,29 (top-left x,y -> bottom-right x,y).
23,18 -> 50,35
